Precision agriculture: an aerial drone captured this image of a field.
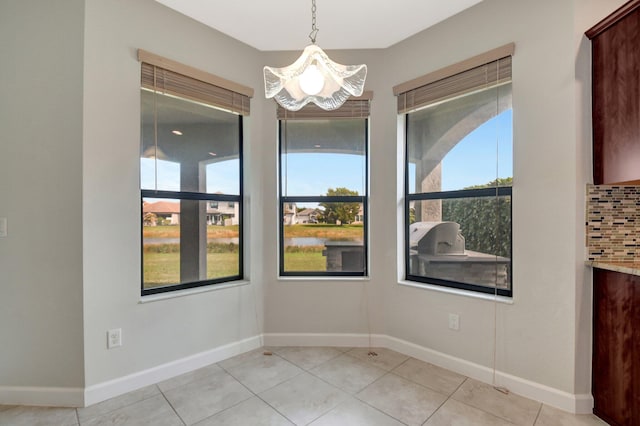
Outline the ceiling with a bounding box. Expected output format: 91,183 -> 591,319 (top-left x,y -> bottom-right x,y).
154,0 -> 483,51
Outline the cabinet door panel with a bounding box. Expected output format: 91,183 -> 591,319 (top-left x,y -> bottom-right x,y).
592,269 -> 637,425
591,6 -> 640,184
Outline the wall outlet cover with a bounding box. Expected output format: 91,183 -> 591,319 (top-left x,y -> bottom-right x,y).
448,313 -> 460,331
107,328 -> 122,349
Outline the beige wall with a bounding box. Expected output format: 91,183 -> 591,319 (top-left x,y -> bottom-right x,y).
0,0 -> 85,389
0,0 -> 631,406
81,0 -> 266,385
263,0 -> 627,397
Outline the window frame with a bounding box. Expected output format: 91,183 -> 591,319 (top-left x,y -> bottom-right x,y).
141,115 -> 244,296
277,118 -> 370,278
397,45 -> 514,297
139,50 -> 251,296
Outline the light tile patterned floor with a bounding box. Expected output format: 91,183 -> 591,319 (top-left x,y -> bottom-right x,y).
0,347 -> 609,425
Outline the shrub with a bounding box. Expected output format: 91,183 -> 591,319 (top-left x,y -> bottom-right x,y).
284,245 -> 324,253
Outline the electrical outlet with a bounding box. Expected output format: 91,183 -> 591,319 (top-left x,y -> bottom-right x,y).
107,328 -> 122,349
448,313 -> 460,331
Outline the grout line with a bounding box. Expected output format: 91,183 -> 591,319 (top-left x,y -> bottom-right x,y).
419,364 -> 470,425
532,403 -> 543,425
421,394 -> 449,425
275,348 -> 345,372
253,393 -> 296,425
157,386 -> 186,426
157,363 -> 224,393
183,359 -> 264,424
353,371 -> 392,401
75,407 -> 80,425
248,374 -> 297,426
389,361 -> 467,397
186,394 -> 254,425
222,352 -> 306,396
77,385 -> 162,424
450,376 -> 468,396
300,398 -> 350,426
355,397 -> 410,425
391,356 -> 412,371
351,377 -> 410,425
451,378 -> 541,425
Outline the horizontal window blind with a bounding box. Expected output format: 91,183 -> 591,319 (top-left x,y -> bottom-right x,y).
277,92 -> 372,120
139,50 -> 252,116
395,43 -> 514,114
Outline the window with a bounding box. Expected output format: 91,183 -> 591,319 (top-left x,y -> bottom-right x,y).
139,50 -> 252,295
278,100 -> 370,276
395,45 -> 514,297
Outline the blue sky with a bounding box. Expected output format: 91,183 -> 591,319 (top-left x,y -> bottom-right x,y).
438,109 -> 512,192
282,153 -> 366,196
141,158 -> 239,194
141,109 -> 512,196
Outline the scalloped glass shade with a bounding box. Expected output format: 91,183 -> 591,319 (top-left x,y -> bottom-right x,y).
264,44 -> 367,111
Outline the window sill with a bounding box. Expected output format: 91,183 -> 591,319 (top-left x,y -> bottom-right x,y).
398,280 -> 513,304
278,276 -> 370,282
139,280 -> 251,303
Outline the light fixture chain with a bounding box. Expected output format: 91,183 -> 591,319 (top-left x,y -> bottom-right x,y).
309,0 -> 319,44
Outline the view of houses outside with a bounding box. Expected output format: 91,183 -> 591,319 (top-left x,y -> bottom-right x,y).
142,196 -> 365,282
142,199 -> 240,288
281,200 -> 365,272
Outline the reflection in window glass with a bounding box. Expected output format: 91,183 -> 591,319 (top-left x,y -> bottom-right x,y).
206,159 -> 240,195
281,120 -> 366,197
140,159 -> 180,191
140,90 -> 239,194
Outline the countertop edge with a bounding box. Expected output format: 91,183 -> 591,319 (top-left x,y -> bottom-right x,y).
586,261 -> 640,277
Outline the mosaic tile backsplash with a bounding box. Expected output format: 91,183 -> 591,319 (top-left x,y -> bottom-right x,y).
586,185 -> 639,262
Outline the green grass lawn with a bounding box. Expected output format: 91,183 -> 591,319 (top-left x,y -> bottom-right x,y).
143,224 -> 362,240
143,225 -> 240,239
283,224 -> 363,239
282,248 -> 326,272
144,246 -> 327,286
143,252 -> 239,288
142,224 -> 363,283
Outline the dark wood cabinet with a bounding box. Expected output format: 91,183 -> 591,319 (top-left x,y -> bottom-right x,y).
592,269 -> 640,425
586,0 -> 640,185
587,3 -> 640,423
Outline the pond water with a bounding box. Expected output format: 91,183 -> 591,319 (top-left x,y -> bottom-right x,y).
144,237 -> 361,246
283,237 -> 326,246
144,237 -> 239,245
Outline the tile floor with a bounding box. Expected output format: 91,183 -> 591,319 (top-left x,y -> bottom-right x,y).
0,346 -> 609,425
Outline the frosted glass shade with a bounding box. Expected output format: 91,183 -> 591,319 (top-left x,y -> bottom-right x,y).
264,44 -> 367,111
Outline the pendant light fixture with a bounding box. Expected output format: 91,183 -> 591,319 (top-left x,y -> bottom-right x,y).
263,0 -> 367,111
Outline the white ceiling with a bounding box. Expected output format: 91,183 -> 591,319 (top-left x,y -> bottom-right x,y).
154,0 -> 483,51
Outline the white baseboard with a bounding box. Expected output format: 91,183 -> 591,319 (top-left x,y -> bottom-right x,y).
84,335 -> 261,407
3,332 -> 592,414
264,332 -> 594,415
0,386 -> 84,407
263,332 -> 387,348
